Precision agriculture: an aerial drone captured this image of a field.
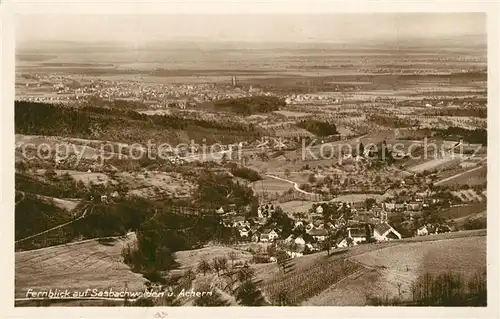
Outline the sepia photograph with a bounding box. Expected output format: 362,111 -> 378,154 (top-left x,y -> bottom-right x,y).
1,2 -> 498,317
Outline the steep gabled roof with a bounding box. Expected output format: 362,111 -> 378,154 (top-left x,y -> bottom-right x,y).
374,222 -> 392,236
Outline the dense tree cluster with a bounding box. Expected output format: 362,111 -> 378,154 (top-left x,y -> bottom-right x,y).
433,127 -> 487,145
213,96 -> 285,115
296,119 -> 338,136
194,170 -> 258,209
122,210 -> 231,274
229,165 -> 262,182
15,196 -> 157,251
15,101 -> 260,144
15,193 -> 74,240
15,172 -> 88,198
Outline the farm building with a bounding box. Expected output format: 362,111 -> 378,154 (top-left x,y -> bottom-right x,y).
294,236 -> 306,245
373,222 -> 402,241
285,244 -> 306,259
239,227 -> 250,238
336,236 -> 355,248
260,233 -> 270,242
383,202 -> 396,211
260,229 -> 279,242
408,201 -> 423,211
308,228 -> 329,242
231,216 -> 247,228
347,227 -> 367,244
417,225 -> 429,236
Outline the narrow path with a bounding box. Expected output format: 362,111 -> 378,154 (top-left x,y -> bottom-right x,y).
15,205 -> 92,244
265,174 -> 318,196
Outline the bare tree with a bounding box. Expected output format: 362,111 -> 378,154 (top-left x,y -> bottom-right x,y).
237,264 -> 255,283
284,168 -> 291,179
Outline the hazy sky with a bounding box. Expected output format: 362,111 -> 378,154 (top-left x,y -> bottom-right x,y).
16,13 -> 486,44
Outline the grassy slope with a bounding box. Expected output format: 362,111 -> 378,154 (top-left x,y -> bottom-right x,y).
253,229 -> 485,306
439,166 -> 487,187
440,202 -> 486,220
304,234 -> 486,306
15,233 -> 146,299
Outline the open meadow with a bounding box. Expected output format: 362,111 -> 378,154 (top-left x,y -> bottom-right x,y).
174,245 -> 254,272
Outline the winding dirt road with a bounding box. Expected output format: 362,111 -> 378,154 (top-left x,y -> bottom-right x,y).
265,174 -> 318,196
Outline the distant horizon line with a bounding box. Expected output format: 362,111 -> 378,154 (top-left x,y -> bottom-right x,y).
17,33 -> 487,50
18,33 -> 486,43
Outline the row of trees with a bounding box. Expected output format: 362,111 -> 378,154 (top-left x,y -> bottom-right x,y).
368,268 -> 486,306
368,114 -> 420,128
422,107 -> 487,118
